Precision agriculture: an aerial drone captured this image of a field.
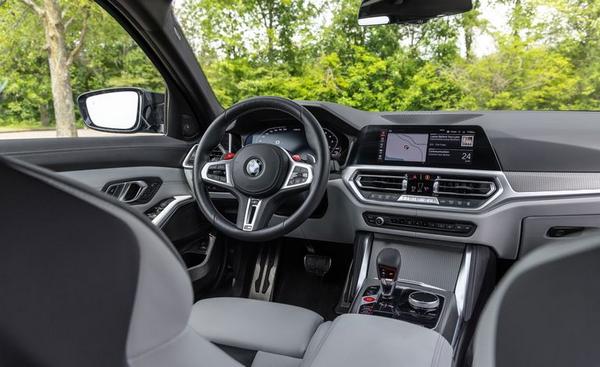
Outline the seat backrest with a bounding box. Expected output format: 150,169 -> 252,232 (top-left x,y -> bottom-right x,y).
0,156 -> 193,367
473,230 -> 600,367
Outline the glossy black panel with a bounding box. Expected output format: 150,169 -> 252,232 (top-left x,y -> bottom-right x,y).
358,286 -> 445,329
352,125 -> 501,170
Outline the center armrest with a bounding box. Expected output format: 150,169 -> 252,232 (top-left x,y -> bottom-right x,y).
302,314 -> 452,367
190,297 -> 324,358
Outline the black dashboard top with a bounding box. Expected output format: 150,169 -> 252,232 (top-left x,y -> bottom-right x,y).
228,100 -> 600,173
297,101 -> 600,173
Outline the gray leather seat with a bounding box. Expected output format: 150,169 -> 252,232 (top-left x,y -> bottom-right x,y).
191,297 -> 329,363
4,154 -> 599,367
302,313 -> 452,367
0,156 -> 332,367
472,230 -> 600,367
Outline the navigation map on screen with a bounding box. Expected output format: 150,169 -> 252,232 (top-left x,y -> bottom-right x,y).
384,133 -> 429,163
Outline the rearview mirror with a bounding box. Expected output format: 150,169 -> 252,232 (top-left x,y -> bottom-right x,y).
358,0 -> 473,26
77,87 -> 164,133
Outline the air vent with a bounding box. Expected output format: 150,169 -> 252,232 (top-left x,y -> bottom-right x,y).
433,178 -> 496,197
355,173 -> 407,192
183,145 -> 225,169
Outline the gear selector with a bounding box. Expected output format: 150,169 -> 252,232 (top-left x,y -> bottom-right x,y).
376,248 -> 401,298
357,247 -> 444,329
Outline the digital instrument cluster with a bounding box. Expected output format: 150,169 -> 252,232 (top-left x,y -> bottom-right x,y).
245,126 -> 343,157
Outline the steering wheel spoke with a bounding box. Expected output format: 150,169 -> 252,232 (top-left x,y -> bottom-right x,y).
282,159 -> 314,191
235,195 -> 277,232
200,159 -> 234,190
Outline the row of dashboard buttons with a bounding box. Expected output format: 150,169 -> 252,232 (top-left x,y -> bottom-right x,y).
399,195 -> 439,205
360,190 -> 483,209
437,197 -> 483,208
363,192 -> 439,203
363,212 -> 476,236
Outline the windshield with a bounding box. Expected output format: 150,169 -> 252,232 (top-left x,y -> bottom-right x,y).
174,0 -> 599,111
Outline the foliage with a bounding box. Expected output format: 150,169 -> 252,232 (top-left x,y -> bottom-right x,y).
0,0 -> 163,129
1,0 -> 599,132
177,0 -> 600,112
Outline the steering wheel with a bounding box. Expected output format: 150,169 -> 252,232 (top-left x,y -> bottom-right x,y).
193,97 -> 330,242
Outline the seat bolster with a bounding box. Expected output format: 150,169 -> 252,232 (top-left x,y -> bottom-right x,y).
190,297 -> 324,358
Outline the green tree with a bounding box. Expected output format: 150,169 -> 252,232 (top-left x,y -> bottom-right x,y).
0,2 -> 52,128
454,37 -> 579,110
3,0 -> 600,129
0,0 -> 163,131
13,0 -> 92,137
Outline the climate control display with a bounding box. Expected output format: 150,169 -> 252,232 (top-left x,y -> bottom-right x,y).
407,173 -> 435,196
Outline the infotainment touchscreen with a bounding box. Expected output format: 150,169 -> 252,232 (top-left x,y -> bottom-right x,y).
353,125 -> 499,170
380,129 -> 475,165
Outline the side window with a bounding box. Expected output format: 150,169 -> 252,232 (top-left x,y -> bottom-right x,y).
0,0 -> 165,139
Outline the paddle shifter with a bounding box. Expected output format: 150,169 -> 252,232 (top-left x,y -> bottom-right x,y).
376,248 -> 401,299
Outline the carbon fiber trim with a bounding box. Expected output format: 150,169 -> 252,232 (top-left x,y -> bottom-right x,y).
506,172 -> 600,192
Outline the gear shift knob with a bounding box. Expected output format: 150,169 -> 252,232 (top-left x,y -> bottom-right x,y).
376,248 -> 401,298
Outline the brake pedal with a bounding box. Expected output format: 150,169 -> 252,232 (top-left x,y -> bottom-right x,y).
304,254 -> 332,277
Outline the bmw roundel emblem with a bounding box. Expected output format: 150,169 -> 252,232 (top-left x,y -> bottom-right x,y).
245,158 -> 264,177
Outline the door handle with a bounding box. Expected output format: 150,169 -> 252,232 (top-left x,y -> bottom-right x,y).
105,180 -> 148,203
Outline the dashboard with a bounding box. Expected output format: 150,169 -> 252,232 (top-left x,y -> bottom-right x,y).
185,102 -> 600,260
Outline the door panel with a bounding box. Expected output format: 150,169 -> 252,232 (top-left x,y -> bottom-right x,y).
60,166 -> 191,213
0,135 -> 221,287
0,136 -> 191,171
0,136 -> 194,222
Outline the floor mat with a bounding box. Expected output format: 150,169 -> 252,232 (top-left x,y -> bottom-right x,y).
273,239 -> 352,321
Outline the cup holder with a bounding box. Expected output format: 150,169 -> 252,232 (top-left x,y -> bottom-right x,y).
181,252 -> 206,269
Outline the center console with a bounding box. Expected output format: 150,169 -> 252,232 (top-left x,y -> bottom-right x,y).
317,237 -> 473,367
351,246 -> 453,332
354,248 -> 446,329
322,125 -> 499,366
344,234 -> 479,348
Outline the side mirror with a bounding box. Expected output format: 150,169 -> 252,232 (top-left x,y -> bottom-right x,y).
77,87 -> 165,133
358,0 -> 472,26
